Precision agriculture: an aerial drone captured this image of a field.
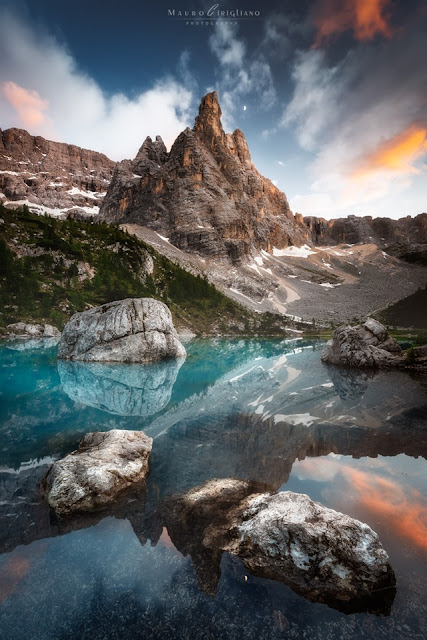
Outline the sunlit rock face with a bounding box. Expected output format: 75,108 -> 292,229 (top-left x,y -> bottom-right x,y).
43,430 -> 153,516
57,298 -> 186,363
57,357 -> 183,417
0,127 -> 114,216
99,91 -> 310,263
160,479 -> 396,614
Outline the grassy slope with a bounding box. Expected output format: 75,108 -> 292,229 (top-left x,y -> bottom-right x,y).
0,204 -> 293,335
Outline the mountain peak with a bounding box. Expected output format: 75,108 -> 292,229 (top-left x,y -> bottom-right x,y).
193,91 -> 225,147
134,135 -> 168,169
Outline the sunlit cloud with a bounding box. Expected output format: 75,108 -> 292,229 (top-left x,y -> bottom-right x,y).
2,81 -> 51,130
352,125 -> 427,178
344,466 -> 427,554
294,457 -> 427,553
313,0 -> 392,45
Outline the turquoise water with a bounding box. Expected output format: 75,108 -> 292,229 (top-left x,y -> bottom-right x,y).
0,338 -> 426,639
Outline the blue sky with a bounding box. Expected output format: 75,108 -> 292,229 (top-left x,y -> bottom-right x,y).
0,0 -> 426,219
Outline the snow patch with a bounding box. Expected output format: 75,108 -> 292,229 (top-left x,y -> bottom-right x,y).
273,244 -> 316,258
156,234 -> 170,243
273,413 -> 319,427
67,187 -> 99,199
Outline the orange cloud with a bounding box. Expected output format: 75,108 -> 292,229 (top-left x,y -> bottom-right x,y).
344,466 -> 427,554
295,457 -> 427,554
2,81 -> 49,128
158,526 -> 182,555
352,125 -> 427,179
0,552 -> 30,603
314,0 -> 392,45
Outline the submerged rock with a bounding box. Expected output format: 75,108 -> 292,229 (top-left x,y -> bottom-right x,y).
321,318 -> 402,369
57,298 -> 186,363
43,429 -> 153,515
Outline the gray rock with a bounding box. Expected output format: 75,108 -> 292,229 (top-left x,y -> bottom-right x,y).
42,323 -> 61,337
43,429 -> 153,515
57,298 -> 186,362
163,478 -> 396,612
7,322 -> 61,339
226,491 -> 395,609
321,318 -> 402,368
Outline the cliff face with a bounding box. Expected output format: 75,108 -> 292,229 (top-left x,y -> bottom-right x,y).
0,128 -> 114,216
99,92 -> 310,263
304,213 -> 427,252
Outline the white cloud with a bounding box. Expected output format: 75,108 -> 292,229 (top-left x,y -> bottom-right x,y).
281,49 -> 344,151
0,12 -> 194,160
208,21 -> 277,129
209,22 -> 246,67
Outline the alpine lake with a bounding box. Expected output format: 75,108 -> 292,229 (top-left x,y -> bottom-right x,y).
0,337 -> 426,640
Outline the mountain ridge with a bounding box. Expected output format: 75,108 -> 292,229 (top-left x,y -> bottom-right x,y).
99,91 -> 311,263
1,93 -> 426,325
0,127 -> 114,216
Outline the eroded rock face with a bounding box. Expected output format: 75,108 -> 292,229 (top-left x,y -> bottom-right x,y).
321,318 -> 402,368
43,429 -> 153,515
225,491 -> 395,612
57,298 -> 186,362
304,213 -> 427,253
0,128 -> 114,216
100,92 -> 310,263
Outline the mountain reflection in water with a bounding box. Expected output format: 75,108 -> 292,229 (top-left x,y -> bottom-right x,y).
0,339 -> 426,639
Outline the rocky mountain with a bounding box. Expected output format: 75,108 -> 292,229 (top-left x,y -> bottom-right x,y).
305,213 -> 427,257
0,127 -> 114,217
99,92 -> 311,262
1,93 -> 426,326
96,92 -> 426,324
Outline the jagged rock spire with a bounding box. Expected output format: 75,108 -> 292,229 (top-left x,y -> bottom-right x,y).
135,135 -> 168,167
193,91 -> 226,148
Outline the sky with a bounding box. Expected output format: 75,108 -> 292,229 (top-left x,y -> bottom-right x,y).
0,0 -> 426,220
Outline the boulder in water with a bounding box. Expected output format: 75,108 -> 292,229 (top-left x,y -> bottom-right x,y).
57,298 -> 186,363
43,429 -> 153,516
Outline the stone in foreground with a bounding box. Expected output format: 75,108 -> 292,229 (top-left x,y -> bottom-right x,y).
163,479 -> 396,613
321,318 -> 402,369
43,429 -> 153,515
227,491 -> 395,612
57,298 -> 186,362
